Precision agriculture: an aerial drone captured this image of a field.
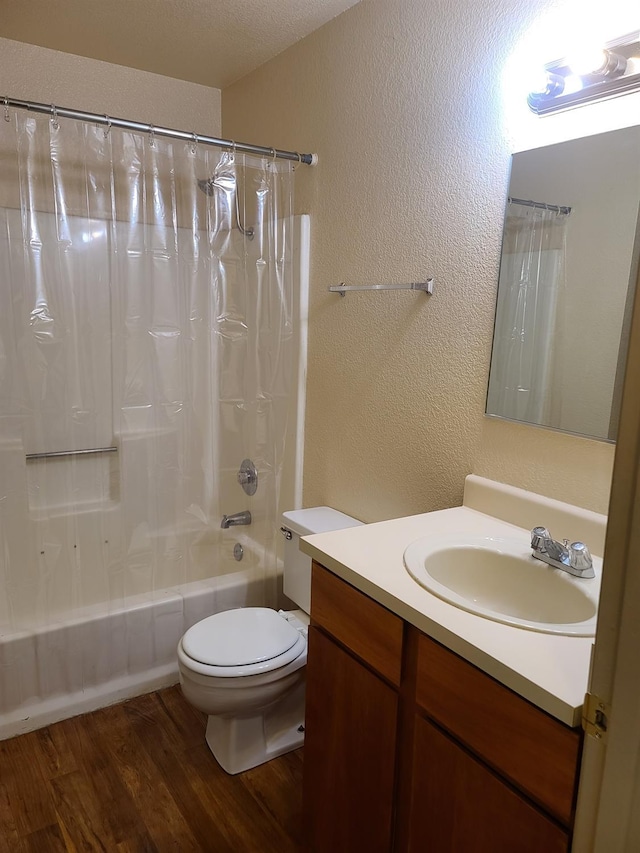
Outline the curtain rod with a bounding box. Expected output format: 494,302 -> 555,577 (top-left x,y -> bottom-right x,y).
508,196 -> 571,215
2,96 -> 318,166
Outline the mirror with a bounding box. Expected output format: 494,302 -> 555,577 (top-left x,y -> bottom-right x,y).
486,127 -> 640,442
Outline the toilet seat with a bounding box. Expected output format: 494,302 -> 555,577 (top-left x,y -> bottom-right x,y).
179,607 -> 307,678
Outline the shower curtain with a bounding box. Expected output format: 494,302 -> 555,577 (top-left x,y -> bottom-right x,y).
0,109 -> 294,632
486,204 -> 568,426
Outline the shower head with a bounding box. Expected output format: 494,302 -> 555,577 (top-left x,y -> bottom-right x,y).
197,178 -> 215,196
196,175 -> 255,240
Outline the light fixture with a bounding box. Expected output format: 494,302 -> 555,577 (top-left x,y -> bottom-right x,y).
528,31 -> 640,115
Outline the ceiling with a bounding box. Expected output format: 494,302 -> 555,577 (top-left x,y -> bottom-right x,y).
0,0 -> 361,89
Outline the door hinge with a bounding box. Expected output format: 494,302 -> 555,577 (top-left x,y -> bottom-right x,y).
582,692 -> 610,743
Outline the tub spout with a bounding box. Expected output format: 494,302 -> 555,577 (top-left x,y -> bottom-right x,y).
221,510 -> 252,529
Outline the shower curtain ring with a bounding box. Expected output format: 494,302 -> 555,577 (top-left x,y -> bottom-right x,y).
148,125 -> 156,148
50,104 -> 59,130
3,98 -> 9,123
271,147 -> 277,162
231,140 -> 237,160
103,116 -> 111,139
190,132 -> 198,154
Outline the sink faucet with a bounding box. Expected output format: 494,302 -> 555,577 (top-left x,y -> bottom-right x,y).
221,510 -> 252,529
530,527 -> 595,578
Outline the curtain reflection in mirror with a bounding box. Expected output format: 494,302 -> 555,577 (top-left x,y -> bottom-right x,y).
487,204 -> 568,424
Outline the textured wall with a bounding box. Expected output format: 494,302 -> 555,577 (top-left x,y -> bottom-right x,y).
223,0 -> 640,519
0,37 -> 221,134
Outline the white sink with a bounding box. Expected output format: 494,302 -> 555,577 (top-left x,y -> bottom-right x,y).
403,534 -> 600,636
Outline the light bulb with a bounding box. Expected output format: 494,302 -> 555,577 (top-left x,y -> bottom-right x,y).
562,74 -> 584,95
527,69 -> 565,98
568,47 -> 608,76
528,68 -> 553,95
569,47 -> 627,78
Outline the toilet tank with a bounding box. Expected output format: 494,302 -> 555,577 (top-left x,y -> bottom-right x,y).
280,506 -> 363,614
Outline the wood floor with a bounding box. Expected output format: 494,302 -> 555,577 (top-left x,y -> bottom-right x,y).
0,686 -> 304,852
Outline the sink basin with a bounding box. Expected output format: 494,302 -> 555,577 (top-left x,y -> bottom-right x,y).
403,534 -> 600,636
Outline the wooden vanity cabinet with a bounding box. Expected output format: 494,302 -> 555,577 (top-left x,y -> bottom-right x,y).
304,563 -> 582,853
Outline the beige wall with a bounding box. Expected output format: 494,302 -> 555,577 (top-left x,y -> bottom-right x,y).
0,37 -> 221,135
223,0 -> 640,519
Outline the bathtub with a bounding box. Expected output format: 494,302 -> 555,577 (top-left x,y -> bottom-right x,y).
0,567 -> 268,740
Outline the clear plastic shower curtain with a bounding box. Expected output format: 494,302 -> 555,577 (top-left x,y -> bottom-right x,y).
0,110 -> 294,632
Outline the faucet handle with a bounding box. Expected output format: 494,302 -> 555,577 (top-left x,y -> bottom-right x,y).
569,542 -> 593,572
531,526 -> 551,551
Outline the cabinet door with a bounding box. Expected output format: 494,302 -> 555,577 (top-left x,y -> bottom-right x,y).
408,715 -> 570,853
303,626 -> 398,853
415,633 -> 580,825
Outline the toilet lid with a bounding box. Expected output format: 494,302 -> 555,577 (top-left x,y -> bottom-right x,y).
182,607 -> 301,667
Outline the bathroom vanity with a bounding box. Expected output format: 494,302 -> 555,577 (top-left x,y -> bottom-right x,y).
299,476 -> 604,852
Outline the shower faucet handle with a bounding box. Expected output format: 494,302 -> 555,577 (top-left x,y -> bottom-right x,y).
237,459 -> 258,496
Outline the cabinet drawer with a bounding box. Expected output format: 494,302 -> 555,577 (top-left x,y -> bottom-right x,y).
311,562 -> 403,686
415,633 -> 581,826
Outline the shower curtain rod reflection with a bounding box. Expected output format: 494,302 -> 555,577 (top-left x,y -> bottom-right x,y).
1,96 -> 318,166
508,196 -> 572,215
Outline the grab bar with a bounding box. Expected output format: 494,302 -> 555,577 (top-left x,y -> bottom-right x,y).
26,446 -> 118,460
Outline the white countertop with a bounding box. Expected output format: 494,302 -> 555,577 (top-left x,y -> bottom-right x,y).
300,479 -> 603,729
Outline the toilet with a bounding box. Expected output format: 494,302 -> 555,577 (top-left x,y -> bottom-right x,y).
177,506 -> 362,774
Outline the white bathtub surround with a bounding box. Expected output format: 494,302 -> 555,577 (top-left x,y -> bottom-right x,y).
0,569 -> 269,740
301,475 -> 607,727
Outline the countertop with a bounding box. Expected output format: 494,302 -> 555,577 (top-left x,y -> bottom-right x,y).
300,486 -> 602,728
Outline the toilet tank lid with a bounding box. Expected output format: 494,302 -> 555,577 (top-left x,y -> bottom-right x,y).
281,506 -> 363,537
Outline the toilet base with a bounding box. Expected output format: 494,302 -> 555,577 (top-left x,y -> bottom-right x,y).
204,678 -> 305,775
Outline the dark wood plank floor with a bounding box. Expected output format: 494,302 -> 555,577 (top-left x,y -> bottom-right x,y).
0,686 -> 304,852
